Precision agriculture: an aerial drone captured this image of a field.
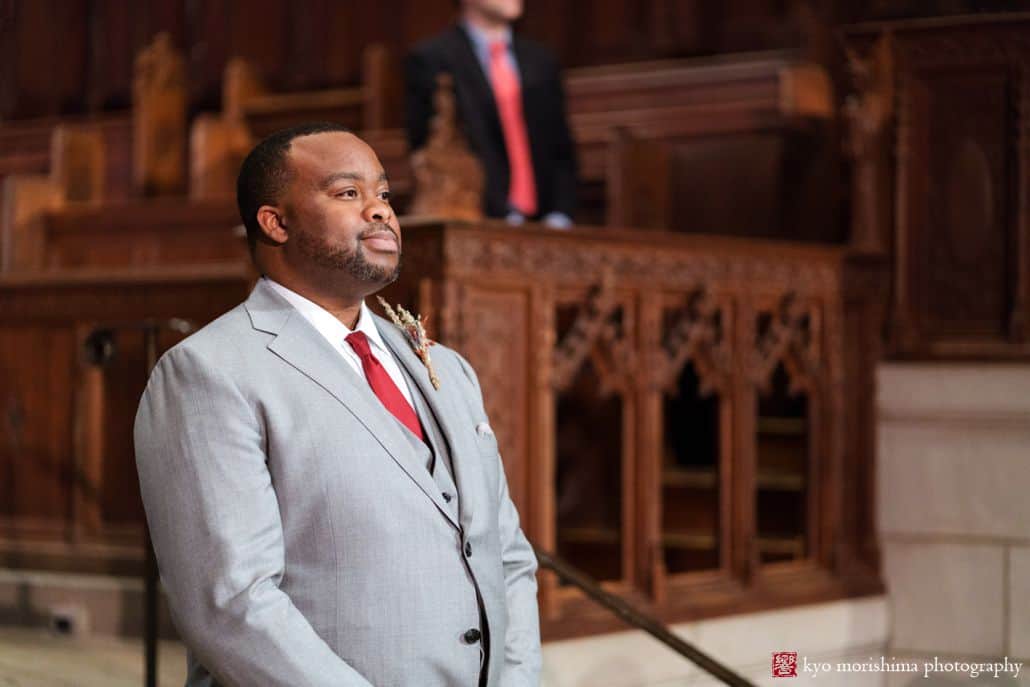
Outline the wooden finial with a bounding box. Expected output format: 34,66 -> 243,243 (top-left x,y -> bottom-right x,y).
409,72 -> 485,221
133,32 -> 187,196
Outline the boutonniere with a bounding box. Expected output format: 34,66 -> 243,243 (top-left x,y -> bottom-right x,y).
377,297 -> 441,390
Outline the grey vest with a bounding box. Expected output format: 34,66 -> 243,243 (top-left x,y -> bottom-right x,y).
396,363 -> 462,528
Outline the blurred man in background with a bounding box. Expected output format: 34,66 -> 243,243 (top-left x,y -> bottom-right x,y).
405,0 -> 578,228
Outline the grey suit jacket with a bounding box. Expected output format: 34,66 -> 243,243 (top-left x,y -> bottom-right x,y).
134,279 -> 541,686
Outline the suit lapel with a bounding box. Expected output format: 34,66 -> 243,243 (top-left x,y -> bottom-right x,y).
245,281 -> 459,530
451,25 -> 504,139
511,36 -> 536,88
375,314 -> 482,533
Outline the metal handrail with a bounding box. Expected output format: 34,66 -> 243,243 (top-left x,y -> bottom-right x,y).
534,547 -> 756,687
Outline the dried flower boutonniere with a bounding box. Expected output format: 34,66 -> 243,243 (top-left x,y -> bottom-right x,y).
377,297 -> 441,390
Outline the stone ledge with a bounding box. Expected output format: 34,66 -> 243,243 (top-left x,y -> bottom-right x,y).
878,364 -> 1030,420
0,568 -> 177,639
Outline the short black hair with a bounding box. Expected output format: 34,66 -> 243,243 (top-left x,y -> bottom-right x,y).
236,121 -> 352,251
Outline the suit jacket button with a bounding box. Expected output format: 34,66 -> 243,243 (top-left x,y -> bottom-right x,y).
464,541 -> 472,557
463,628 -> 482,644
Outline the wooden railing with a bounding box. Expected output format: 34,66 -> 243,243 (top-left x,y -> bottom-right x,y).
377,219 -> 886,637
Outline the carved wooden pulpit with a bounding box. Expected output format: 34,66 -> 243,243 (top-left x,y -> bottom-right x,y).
379,219 -> 885,636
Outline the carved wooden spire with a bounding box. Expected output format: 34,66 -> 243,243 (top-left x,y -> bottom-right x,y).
133,32 -> 187,196
409,73 -> 485,221
844,33 -> 895,254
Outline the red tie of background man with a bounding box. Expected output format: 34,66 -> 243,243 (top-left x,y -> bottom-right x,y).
488,40 -> 537,216
346,331 -> 424,441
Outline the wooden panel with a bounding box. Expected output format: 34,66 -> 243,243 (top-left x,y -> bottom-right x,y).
456,285 -> 530,511
0,266 -> 254,571
2,0 -> 835,122
844,14 -> 1030,358
923,71 -> 1010,338
0,326 -> 76,523
1,174 -> 61,272
383,220 -> 884,637
41,198 -> 245,269
4,0 -> 88,118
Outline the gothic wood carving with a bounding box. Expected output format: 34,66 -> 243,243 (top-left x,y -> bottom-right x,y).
654,288 -> 731,395
751,292 -> 820,395
409,73 -> 485,221
551,271 -> 629,393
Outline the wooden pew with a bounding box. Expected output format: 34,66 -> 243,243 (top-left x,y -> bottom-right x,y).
40,198 -> 245,270
2,192 -> 244,273
0,33 -> 193,273
2,161 -> 243,273
599,54 -> 840,240
0,32 -> 188,206
3,50 -> 838,273
189,44 -> 400,201
0,115 -> 133,201
566,53 -> 834,184
191,51 -> 834,228
223,44 -> 402,137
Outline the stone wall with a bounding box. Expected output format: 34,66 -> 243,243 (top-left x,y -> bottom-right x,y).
878,364 -> 1030,686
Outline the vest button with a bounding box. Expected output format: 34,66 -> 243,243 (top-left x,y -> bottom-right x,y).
464,541 -> 472,557
442,492 -> 452,503
463,628 -> 482,644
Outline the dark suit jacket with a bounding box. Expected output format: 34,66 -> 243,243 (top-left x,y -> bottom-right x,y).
405,25 -> 578,219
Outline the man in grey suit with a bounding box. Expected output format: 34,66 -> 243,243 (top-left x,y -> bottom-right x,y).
134,121 -> 541,686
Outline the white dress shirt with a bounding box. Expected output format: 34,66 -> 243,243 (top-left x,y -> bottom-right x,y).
265,278 -> 416,408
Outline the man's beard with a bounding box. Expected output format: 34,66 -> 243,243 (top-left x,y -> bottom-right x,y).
294,225 -> 401,286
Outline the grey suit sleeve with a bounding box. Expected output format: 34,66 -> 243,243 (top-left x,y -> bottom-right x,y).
456,354 -> 542,686
134,347 -> 373,687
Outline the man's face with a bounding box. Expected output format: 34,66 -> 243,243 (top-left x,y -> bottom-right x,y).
465,0 -> 523,24
278,132 -> 401,288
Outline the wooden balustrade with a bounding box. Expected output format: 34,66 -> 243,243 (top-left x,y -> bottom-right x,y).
378,220 -> 885,635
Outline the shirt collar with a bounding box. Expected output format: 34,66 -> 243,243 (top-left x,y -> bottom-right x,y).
462,19 -> 512,61
264,277 -> 390,354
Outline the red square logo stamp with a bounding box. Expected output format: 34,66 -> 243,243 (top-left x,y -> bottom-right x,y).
772,651 -> 798,677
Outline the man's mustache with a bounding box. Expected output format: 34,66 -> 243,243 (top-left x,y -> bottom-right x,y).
359,223 -> 398,241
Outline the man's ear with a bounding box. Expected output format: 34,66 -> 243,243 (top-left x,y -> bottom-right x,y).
256,205 -> 289,245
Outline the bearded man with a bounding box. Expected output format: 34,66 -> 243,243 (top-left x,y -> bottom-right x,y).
134,122 -> 541,687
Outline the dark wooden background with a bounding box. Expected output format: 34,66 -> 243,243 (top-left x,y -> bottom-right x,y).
4,0 -> 1029,122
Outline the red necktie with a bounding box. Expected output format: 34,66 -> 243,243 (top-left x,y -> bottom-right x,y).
346,331 -> 424,441
488,40 -> 537,216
